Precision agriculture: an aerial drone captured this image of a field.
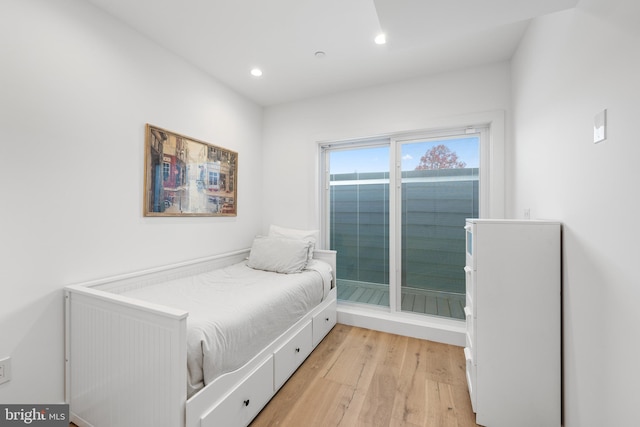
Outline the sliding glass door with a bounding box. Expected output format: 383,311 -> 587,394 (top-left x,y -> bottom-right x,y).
328,145 -> 390,307
398,135 -> 479,319
323,127 -> 484,320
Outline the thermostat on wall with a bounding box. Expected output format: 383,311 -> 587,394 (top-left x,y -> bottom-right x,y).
594,109 -> 607,143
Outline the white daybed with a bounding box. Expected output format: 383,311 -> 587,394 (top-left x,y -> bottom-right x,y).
65,234 -> 336,427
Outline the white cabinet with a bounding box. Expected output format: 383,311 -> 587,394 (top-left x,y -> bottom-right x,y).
464,219 -> 561,427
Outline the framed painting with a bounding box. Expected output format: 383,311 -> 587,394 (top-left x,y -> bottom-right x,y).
143,124 -> 237,217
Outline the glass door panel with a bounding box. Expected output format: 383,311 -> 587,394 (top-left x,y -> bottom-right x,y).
399,136 -> 479,319
329,146 -> 390,307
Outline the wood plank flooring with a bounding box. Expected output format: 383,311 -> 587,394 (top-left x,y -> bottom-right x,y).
250,324 -> 479,427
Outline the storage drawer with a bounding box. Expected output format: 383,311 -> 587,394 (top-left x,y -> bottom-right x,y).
201,356 -> 274,427
464,347 -> 477,413
312,300 -> 336,346
464,266 -> 475,310
465,331 -> 474,360
465,223 -> 475,270
464,306 -> 476,363
464,306 -> 475,335
274,321 -> 313,390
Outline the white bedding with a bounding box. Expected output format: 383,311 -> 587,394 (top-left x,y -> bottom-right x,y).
120,259 -> 332,398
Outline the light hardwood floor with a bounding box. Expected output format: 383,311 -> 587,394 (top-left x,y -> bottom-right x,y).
70,324 -> 479,427
250,324 -> 479,427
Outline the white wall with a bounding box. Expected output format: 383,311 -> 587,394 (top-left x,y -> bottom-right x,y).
0,0 -> 263,403
262,62 -> 511,232
510,1 -> 640,425
6,2 -> 634,424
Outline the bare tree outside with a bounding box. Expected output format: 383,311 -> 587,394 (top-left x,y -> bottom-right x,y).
415,144 -> 466,170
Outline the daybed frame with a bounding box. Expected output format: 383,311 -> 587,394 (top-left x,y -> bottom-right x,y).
64,249 -> 337,427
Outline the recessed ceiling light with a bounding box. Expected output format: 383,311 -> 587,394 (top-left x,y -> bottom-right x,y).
374,33 -> 386,45
250,68 -> 263,77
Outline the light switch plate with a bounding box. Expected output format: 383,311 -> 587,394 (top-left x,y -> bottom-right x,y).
594,109 -> 607,143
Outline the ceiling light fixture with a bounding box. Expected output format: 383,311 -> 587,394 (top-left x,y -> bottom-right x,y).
374,33 -> 386,45
250,68 -> 263,77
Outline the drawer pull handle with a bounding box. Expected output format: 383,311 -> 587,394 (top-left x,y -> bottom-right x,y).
325,317 -> 330,322
295,347 -> 300,353
244,399 -> 250,407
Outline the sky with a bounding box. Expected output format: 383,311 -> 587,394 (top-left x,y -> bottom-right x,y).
329,137 -> 479,174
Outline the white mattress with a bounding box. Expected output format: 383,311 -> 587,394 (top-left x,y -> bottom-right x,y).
120,259 -> 332,398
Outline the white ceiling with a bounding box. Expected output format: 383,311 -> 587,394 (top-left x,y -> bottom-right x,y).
85,0 -> 579,106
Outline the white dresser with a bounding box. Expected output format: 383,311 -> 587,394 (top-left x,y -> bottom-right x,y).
464,219 -> 561,427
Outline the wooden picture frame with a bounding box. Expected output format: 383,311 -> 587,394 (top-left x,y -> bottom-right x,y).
144,124 -> 237,217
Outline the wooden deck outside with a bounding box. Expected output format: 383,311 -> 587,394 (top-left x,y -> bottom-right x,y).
337,280 -> 466,320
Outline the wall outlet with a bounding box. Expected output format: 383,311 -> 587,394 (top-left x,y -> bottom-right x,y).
0,357 -> 11,385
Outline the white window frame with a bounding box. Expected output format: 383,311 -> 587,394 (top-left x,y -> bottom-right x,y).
317,111 -> 504,342
391,126 -> 488,316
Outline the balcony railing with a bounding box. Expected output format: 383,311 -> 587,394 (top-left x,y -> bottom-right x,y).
330,168 -> 478,319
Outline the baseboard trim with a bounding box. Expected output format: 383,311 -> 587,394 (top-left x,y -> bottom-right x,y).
337,303 -> 466,347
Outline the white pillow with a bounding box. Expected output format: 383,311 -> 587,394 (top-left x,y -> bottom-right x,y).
247,236 -> 312,274
268,225 -> 319,258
